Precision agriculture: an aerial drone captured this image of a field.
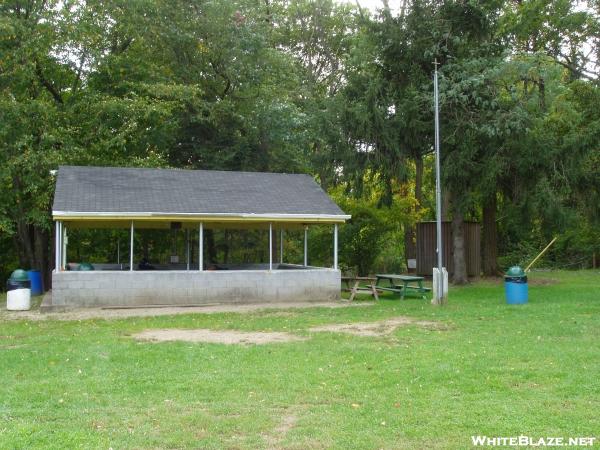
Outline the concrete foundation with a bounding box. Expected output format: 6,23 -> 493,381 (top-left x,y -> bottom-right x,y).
49,268 -> 341,309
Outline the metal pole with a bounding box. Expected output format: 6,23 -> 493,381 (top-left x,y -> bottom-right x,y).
199,223 -> 203,271
59,222 -> 63,270
130,220 -> 134,272
62,224 -> 67,269
269,223 -> 273,271
333,224 -> 338,270
186,228 -> 190,270
117,238 -> 120,265
55,221 -> 61,271
279,229 -> 284,264
434,59 -> 443,302
304,226 -> 308,267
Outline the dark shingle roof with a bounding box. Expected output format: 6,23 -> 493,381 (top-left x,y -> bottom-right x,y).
53,166 -> 347,218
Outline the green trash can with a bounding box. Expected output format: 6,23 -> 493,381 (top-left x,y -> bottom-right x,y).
505,266 -> 528,304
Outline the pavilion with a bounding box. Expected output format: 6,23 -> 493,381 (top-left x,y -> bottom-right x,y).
47,166 -> 349,309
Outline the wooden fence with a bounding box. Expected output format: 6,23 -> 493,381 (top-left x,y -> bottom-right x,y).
416,221 -> 481,277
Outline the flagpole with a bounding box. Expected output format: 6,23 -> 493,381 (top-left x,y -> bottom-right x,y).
433,59 -> 445,305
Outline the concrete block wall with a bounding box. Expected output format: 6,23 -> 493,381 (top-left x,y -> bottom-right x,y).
50,269 -> 341,308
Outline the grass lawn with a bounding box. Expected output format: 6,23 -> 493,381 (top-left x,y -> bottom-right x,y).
1,270 -> 599,449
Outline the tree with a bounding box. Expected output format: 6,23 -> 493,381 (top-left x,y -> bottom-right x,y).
0,0 -> 195,287
337,0 -> 508,283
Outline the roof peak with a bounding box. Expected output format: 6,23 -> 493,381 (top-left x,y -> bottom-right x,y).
59,165 -> 312,178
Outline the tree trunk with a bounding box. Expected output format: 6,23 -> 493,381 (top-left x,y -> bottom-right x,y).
482,195 -> 498,276
403,227 -> 416,267
205,229 -> 217,263
318,169 -> 329,191
451,208 -> 468,285
538,76 -> 546,111
15,222 -> 34,267
313,141 -> 330,191
223,230 -> 230,263
404,154 -> 423,267
143,236 -> 150,260
271,228 -> 277,265
442,190 -> 450,220
257,130 -> 270,171
33,226 -> 49,292
415,154 -> 423,208
13,222 -> 50,291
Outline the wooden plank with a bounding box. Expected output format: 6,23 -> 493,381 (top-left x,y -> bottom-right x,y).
342,276 -> 376,281
344,276 -> 380,301
403,287 -> 431,292
376,274 -> 424,282
416,221 -> 481,277
376,286 -> 404,293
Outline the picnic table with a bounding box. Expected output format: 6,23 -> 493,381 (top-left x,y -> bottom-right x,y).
375,274 -> 431,300
341,276 -> 379,302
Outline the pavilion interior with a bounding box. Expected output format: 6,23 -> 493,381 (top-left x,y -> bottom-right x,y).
60,220 -> 337,271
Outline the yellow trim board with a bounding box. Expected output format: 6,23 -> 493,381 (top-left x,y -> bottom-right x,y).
54,214 -> 348,225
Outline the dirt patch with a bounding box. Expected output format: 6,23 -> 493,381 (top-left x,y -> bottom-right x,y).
257,311 -> 298,318
527,278 -> 559,286
309,316 -> 444,337
1,301 -> 372,322
0,344 -> 26,350
263,410 -> 299,450
482,276 -> 559,286
133,328 -> 306,345
274,413 -> 298,436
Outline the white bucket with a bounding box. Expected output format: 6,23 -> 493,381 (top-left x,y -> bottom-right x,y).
7,288 -> 31,311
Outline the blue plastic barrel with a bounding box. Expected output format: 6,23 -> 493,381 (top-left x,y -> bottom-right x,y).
27,270 -> 43,296
505,280 -> 528,304
504,266 -> 528,304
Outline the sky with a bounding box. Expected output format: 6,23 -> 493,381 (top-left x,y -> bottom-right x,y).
341,0 -> 401,14
343,0 -> 597,16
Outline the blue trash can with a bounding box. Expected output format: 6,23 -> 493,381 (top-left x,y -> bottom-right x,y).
505,266 -> 528,304
27,270 -> 43,296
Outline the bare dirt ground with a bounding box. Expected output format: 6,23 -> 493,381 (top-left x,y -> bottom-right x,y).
481,276 -> 559,286
131,315 -> 444,346
527,278 -> 559,286
1,301 -> 373,322
133,328 -> 306,345
262,409 -> 300,449
309,316 -> 444,337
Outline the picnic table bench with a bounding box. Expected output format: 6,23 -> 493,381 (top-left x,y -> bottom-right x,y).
375,274 -> 431,300
341,276 -> 379,302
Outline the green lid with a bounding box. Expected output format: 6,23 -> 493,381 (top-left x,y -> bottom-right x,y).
78,262 -> 94,271
10,269 -> 30,281
506,266 -> 525,277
